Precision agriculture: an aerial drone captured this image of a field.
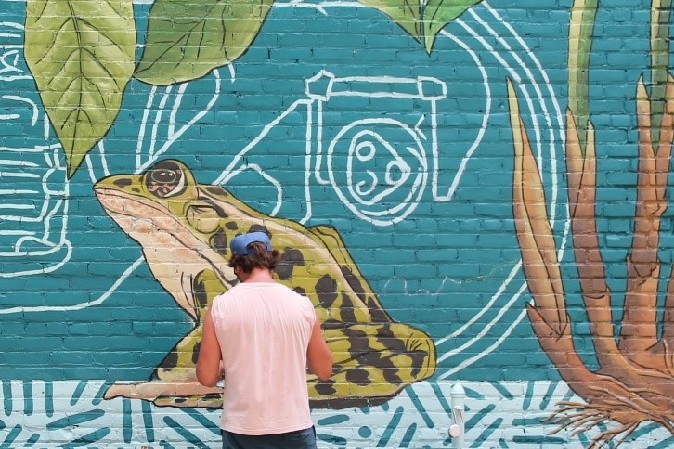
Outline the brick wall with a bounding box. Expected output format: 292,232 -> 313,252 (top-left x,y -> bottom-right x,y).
0,0 -> 672,447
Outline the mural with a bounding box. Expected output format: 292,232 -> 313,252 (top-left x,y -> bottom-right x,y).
95,159 -> 436,408
1,0 -> 674,447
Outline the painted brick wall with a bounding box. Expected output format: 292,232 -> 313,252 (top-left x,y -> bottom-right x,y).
1,0 -> 673,447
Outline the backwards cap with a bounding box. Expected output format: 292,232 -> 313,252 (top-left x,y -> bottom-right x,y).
229,231 -> 273,256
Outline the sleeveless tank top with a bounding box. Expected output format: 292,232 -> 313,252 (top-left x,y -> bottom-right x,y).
210,281 -> 316,434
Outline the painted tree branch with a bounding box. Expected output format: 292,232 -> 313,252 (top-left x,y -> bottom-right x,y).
508,75 -> 674,447
621,76 -> 674,362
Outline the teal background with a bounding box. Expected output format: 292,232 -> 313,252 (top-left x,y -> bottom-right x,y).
0,0 -> 669,425
0,0 -> 650,380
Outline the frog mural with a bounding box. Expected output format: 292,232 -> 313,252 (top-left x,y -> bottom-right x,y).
94,159 -> 436,409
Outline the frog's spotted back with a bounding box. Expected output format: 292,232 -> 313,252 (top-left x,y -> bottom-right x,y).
95,159 -> 436,409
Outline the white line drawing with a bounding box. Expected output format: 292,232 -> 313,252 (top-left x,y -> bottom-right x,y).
431,1 -> 567,377
0,21 -> 71,279
215,71 -> 448,226
7,1 -> 568,388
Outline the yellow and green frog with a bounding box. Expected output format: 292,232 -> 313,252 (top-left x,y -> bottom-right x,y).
95,159 -> 436,409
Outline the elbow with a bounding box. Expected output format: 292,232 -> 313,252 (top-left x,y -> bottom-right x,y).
316,368 -> 332,382
199,378 -> 218,388
315,356 -> 334,382
196,368 -> 218,388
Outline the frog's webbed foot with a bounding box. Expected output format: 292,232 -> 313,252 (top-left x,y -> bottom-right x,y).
308,322 -> 436,409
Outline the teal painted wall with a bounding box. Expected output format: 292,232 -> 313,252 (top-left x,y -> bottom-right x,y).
1,0 -> 672,447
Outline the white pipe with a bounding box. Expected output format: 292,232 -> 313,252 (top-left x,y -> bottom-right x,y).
449,383 -> 466,448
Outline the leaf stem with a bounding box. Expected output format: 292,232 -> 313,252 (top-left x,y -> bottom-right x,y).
568,0 -> 598,152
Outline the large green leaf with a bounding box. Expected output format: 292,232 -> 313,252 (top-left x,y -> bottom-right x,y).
25,0 -> 136,178
423,0 -> 482,53
358,0 -> 482,53
358,0 -> 422,42
135,0 -> 275,85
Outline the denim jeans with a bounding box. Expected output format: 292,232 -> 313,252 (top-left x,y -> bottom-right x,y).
222,426 -> 318,449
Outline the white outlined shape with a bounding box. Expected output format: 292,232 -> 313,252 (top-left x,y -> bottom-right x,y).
328,118 -> 428,225
0,21 -> 71,280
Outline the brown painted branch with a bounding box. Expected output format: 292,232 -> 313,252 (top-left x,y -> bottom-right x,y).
621,77 -> 674,355
565,111 -> 624,368
654,76 -> 674,350
663,271 -> 674,345
527,304 -> 674,412
509,80 -> 568,335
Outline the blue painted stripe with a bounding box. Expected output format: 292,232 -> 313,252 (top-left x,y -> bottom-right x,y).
159,441 -> 175,449
2,381 -> 11,416
70,381 -> 87,406
400,423 -> 417,447
523,380 -> 535,410
0,420 -> 5,430
27,434 -> 40,447
471,418 -> 502,448
464,386 -> 486,400
492,381 -> 513,400
46,409 -> 105,429
62,428 -> 111,449
0,424 -> 20,449
649,436 -> 674,449
163,416 -> 209,449
540,381 -> 558,409
406,386 -> 434,428
92,382 -> 111,406
512,417 -> 547,427
183,409 -> 220,434
377,406 -> 404,447
45,381 -> 54,417
123,399 -> 132,443
141,399 -> 155,442
23,382 -> 32,416
317,414 -> 351,426
512,435 -> 566,444
465,404 -> 495,432
317,433 -> 347,446
431,381 -> 452,417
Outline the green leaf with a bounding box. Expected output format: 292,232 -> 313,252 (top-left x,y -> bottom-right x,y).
135,0 -> 275,85
422,0 -> 483,53
358,0 -> 423,41
25,0 -> 136,178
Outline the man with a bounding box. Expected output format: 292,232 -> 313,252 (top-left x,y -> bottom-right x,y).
197,231 -> 333,449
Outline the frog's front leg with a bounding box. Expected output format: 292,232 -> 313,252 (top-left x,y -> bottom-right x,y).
104,269 -> 227,408
104,324 -> 225,408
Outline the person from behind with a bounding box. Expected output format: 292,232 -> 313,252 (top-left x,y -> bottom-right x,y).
197,230 -> 333,449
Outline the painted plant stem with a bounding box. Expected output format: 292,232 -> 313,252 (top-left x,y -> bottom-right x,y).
650,0 -> 672,147
567,0 -> 598,152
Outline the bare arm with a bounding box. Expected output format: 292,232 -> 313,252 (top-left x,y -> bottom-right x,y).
196,307 -> 222,387
306,320 -> 333,381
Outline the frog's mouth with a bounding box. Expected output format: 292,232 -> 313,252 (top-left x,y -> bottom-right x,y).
94,186 -> 237,316
95,186 -> 201,249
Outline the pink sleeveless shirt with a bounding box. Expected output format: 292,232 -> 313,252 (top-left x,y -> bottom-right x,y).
210,281 -> 316,434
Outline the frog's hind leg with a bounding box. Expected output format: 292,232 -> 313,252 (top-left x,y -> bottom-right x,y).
308,322 -> 436,409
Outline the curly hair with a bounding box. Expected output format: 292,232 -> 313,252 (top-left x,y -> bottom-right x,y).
227,241 -> 280,274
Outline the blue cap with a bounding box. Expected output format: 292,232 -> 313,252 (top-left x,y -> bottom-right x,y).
230,231 -> 272,256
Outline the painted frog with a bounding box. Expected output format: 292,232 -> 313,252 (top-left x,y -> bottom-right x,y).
95,159 -> 436,409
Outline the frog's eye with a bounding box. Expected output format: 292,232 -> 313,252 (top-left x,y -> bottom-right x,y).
145,160 -> 186,199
